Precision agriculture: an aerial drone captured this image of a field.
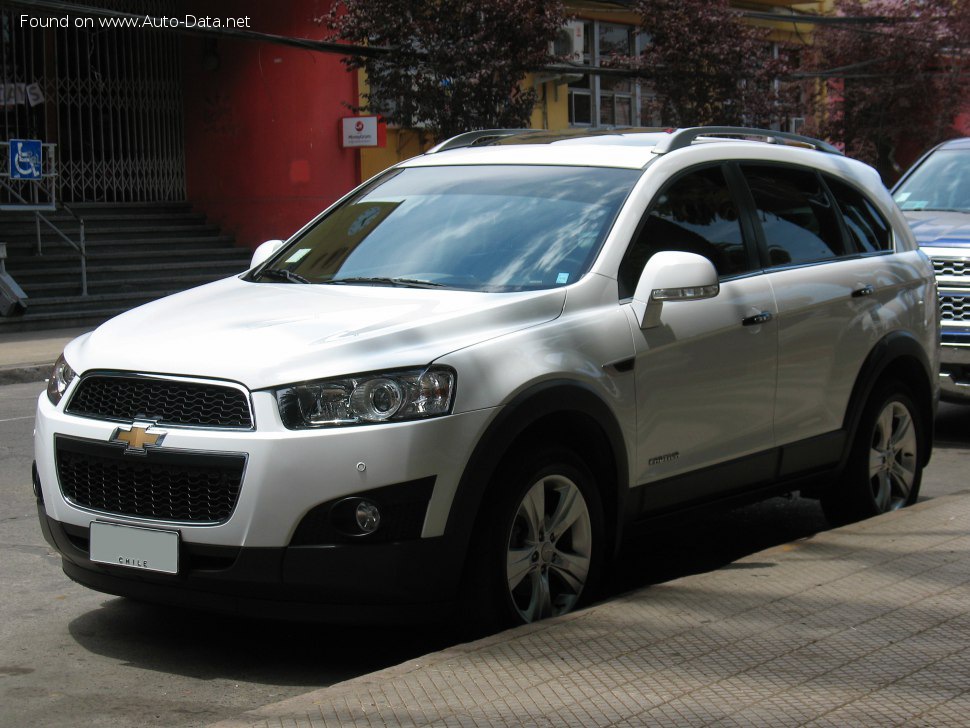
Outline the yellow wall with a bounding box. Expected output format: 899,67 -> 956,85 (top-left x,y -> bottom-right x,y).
360,127 -> 429,182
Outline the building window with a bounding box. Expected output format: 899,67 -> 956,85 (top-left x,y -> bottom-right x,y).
568,20 -> 652,129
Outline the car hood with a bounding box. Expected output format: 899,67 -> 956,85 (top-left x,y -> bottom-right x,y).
901,210 -> 970,248
66,277 -> 566,390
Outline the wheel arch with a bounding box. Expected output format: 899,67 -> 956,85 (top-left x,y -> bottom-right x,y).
841,330 -> 936,469
446,380 -> 630,561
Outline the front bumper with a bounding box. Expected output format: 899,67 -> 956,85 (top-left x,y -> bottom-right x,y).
939,343 -> 970,403
38,503 -> 462,622
35,386 -> 497,618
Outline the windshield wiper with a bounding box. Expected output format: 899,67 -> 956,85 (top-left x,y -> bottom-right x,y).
325,276 -> 447,289
255,268 -> 311,284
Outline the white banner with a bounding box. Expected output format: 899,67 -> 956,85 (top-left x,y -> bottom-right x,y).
0,83 -> 45,108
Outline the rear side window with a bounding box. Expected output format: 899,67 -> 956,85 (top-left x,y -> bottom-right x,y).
741,164 -> 846,267
618,165 -> 752,297
825,176 -> 893,253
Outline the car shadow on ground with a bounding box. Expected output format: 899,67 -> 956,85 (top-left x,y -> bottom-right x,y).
67,597 -> 460,686
934,401 -> 970,448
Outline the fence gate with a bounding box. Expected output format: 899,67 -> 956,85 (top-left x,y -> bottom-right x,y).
1,1 -> 185,204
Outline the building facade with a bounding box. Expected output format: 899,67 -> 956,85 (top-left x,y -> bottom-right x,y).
2,0 -> 358,249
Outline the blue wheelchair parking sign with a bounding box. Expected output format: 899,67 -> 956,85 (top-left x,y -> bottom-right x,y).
9,139 -> 42,180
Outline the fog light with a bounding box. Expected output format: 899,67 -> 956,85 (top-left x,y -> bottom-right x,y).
355,500 -> 381,534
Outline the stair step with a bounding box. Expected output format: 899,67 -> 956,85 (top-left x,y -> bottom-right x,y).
18,272 -> 237,296
0,202 -> 248,329
2,223 -> 223,239
0,308 -> 141,333
3,235 -> 239,253
6,247 -> 252,267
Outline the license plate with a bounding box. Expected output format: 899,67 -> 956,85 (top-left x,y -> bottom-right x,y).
89,521 -> 179,575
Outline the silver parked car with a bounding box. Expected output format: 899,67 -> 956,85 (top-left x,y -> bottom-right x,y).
35,127 -> 937,627
892,137 -> 970,403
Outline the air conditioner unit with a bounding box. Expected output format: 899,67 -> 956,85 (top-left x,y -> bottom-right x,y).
789,117 -> 806,135
550,20 -> 585,63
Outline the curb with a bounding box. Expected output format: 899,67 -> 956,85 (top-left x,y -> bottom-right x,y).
0,364 -> 49,385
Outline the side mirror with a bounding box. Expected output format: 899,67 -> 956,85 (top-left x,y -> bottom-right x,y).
632,251 -> 719,329
250,239 -> 284,269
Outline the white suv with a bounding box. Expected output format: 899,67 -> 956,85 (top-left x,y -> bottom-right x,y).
34,127 -> 938,626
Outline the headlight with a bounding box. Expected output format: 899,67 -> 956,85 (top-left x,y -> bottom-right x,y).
274,366 -> 456,429
46,353 -> 76,406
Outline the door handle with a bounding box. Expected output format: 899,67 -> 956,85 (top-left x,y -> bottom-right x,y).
852,285 -> 875,298
742,311 -> 773,326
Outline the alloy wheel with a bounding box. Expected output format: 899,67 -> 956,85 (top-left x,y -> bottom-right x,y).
505,474 -> 592,623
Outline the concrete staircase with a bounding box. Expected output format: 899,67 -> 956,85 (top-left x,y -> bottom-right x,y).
0,202 -> 253,333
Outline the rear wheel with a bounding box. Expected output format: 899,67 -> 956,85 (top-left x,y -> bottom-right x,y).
822,381 -> 923,524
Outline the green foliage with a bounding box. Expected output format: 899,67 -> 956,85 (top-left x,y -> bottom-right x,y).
803,0 -> 970,182
328,0 -> 565,142
632,0 -> 793,127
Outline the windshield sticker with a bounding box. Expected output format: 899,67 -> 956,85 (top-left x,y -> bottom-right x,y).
894,192 -> 911,202
284,248 -> 311,263
557,272 -> 570,284
899,200 -> 928,210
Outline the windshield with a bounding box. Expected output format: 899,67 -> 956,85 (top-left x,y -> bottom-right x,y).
254,165 -> 641,292
894,148 -> 970,213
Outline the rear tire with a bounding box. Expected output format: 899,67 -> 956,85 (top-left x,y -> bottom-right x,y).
822,380 -> 923,525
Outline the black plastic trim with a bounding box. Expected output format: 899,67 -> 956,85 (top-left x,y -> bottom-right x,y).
839,330 -> 936,469
39,510 -> 460,623
445,380 -> 629,557
290,476 -> 436,545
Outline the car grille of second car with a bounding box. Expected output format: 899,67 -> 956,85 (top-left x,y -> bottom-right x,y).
940,293 -> 970,322
66,374 -> 253,429
933,258 -> 970,277
55,436 -> 246,523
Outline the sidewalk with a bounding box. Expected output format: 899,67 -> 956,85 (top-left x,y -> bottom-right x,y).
210,492 -> 970,728
0,327 -> 90,384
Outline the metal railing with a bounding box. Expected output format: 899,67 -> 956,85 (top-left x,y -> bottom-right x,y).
34,204 -> 88,297
0,156 -> 88,296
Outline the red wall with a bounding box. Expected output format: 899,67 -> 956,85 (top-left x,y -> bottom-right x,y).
181,0 -> 358,250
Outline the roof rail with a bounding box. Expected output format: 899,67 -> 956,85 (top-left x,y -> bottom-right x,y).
651,126 -> 843,156
426,129 -> 535,154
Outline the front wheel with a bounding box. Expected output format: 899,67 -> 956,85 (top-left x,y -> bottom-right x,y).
466,447 -> 604,628
822,381 -> 924,525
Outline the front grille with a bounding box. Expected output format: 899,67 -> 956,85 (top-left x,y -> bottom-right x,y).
933,258 -> 970,277
66,375 -> 253,429
940,293 -> 970,322
56,436 -> 245,523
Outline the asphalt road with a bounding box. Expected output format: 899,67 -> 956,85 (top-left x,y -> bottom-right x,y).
2,380 -> 968,727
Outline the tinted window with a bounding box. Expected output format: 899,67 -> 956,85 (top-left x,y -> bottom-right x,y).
742,164 -> 845,266
618,165 -> 751,297
262,165 -> 641,292
826,176 -> 892,253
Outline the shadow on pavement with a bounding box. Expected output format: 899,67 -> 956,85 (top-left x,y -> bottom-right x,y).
67,598 -> 457,686
934,401 -> 970,448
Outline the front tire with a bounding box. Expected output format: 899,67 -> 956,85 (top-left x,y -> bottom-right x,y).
466,447 -> 605,628
822,381 -> 923,525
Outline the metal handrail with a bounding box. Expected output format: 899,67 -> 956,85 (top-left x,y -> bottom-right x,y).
0,178 -> 88,296
35,205 -> 88,296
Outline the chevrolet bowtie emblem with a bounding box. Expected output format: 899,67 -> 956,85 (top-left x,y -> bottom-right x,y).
111,421 -> 167,455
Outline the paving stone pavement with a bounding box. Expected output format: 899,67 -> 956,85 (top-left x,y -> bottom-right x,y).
208,493 -> 970,728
